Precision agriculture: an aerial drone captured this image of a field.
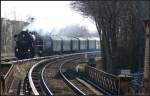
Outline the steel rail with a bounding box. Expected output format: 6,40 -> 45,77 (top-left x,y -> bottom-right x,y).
59,58 -> 86,95
41,63 -> 54,96
28,59 -> 48,95
40,55 -> 79,95
28,56 -> 61,95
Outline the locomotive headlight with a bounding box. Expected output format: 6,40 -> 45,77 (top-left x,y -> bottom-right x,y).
16,49 -> 18,52
27,49 -> 30,52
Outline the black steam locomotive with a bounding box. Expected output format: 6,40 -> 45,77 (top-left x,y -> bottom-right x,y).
14,30 -> 100,59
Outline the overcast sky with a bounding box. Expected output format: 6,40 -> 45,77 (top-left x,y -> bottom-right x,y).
1,1 -> 97,32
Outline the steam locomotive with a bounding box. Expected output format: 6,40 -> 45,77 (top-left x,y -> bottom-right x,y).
14,30 -> 100,59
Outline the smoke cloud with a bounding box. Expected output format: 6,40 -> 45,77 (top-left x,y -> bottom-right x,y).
23,18 -> 98,37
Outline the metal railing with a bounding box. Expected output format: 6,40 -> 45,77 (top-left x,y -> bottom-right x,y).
84,66 -> 119,95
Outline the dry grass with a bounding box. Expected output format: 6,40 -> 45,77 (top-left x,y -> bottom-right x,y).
1,53 -> 15,59
13,63 -> 33,80
1,52 -> 14,56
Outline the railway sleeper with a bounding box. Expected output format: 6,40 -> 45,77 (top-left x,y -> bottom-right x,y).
32,71 -> 40,74
33,81 -> 40,85
32,76 -> 39,80
32,75 -> 39,78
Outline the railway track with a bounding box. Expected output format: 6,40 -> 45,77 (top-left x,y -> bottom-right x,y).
29,55 -> 79,95
1,55 -> 59,95
1,51 -> 100,95
29,59 -> 49,95
28,51 -> 101,95
60,59 -> 102,95
2,51 -> 129,95
42,58 -> 76,95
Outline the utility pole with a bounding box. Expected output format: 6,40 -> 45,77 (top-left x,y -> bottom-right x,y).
141,1 -> 150,94
142,19 -> 150,95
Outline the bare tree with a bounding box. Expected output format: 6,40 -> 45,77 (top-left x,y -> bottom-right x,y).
71,1 -> 147,74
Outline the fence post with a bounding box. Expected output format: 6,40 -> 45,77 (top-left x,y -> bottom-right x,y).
118,75 -> 132,95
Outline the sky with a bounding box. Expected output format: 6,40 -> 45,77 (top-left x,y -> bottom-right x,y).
1,1 -> 97,33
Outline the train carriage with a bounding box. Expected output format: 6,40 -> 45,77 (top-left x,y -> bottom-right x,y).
88,37 -> 96,50
71,37 -> 79,52
62,37 -> 71,53
78,37 -> 88,51
95,37 -> 100,50
51,36 -> 62,54
41,35 -> 52,56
